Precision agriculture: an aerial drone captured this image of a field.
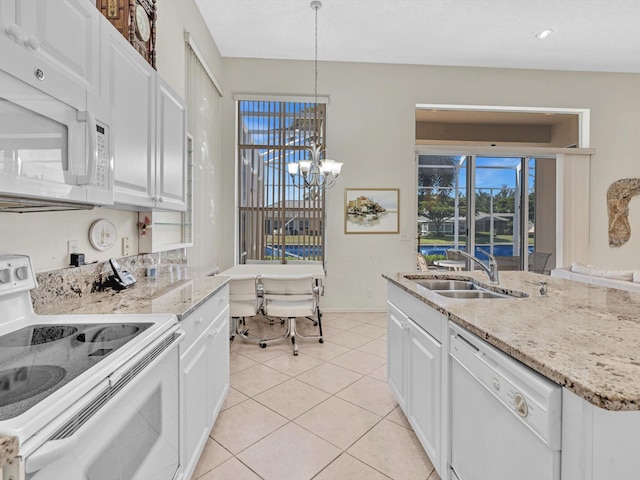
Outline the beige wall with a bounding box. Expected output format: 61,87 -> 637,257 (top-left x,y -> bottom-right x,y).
221,58 -> 640,310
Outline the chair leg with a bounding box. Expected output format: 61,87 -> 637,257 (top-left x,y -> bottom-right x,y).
290,317 -> 299,356
258,318 -> 292,348
234,314 -> 291,347
303,315 -> 318,327
296,307 -> 324,344
230,316 -> 237,342
317,307 -> 324,343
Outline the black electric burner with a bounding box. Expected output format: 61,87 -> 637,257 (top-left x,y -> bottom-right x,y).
0,365 -> 66,407
0,325 -> 79,347
0,322 -> 152,420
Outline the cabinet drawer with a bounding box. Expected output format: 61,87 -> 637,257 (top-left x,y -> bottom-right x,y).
179,285 -> 229,355
180,300 -> 215,355
209,285 -> 229,322
388,283 -> 445,343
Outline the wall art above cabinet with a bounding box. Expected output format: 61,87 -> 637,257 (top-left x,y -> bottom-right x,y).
95,0 -> 156,69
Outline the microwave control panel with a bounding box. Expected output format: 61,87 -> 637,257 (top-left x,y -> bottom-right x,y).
95,123 -> 109,190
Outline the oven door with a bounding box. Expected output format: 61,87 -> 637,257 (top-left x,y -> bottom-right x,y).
24,330 -> 183,480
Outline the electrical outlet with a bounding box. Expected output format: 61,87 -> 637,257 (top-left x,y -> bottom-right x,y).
122,237 -> 130,256
67,240 -> 79,255
367,289 -> 372,297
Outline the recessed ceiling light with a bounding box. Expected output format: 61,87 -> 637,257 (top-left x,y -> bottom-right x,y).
535,29 -> 553,39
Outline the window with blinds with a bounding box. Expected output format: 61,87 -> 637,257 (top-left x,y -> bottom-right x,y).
237,100 -> 326,264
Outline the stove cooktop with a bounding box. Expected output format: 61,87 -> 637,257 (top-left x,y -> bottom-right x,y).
0,322 -> 152,420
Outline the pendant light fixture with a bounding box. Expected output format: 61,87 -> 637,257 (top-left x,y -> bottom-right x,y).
288,0 -> 343,190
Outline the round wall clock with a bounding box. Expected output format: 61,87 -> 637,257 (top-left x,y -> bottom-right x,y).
95,0 -> 157,69
89,219 -> 118,251
135,4 -> 151,42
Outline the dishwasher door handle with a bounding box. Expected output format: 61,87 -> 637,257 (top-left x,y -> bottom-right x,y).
453,333 -> 480,353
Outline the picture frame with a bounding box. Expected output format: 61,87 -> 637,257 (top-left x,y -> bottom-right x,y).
344,188 -> 400,234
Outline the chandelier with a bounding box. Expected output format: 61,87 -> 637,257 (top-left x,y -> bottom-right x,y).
287,0 -> 343,190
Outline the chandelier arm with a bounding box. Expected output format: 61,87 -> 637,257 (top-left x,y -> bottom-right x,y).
324,175 -> 336,189
290,174 -> 305,189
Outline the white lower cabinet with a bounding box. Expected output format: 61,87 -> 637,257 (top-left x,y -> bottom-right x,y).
387,301 -> 408,411
209,309 -> 230,425
387,290 -> 444,475
179,286 -> 230,480
180,322 -> 211,479
408,320 -> 441,465
562,388 -> 640,480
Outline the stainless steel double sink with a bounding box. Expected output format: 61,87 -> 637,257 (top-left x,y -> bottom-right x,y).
411,278 -> 528,299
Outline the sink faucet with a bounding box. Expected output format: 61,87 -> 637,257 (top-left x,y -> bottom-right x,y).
446,248 -> 500,284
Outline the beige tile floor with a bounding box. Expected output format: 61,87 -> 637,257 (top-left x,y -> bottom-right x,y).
192,312 -> 441,480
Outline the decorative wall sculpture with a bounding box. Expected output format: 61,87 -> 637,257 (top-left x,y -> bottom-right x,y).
607,178 -> 640,247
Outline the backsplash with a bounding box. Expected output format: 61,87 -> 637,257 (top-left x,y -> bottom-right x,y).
31,249 -> 187,311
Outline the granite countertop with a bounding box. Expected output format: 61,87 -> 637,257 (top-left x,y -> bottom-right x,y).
34,265 -> 229,320
384,270 -> 640,411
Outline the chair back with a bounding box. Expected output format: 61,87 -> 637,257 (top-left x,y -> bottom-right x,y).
528,252 -> 552,274
229,275 -> 261,318
261,274 -> 317,318
417,253 -> 429,272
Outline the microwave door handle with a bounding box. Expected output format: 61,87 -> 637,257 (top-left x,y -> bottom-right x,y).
76,110 -> 97,185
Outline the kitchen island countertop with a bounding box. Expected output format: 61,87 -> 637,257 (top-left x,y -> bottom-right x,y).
384,270 -> 640,411
34,265 -> 229,320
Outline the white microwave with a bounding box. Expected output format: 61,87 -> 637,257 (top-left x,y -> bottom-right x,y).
0,37 -> 113,211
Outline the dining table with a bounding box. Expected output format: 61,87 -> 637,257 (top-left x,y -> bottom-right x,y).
218,263 -> 326,294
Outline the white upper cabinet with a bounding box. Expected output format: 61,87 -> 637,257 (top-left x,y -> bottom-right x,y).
102,20 -> 156,208
0,0 -> 101,95
101,17 -> 186,211
156,77 -> 187,210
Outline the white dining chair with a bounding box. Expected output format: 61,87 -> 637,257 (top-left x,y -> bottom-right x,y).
229,275 -> 262,342
261,274 -> 323,356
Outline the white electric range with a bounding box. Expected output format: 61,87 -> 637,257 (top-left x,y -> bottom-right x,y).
0,255 -> 184,480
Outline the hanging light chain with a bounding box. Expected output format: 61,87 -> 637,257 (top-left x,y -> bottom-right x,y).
314,1 -> 318,106
313,1 -> 320,147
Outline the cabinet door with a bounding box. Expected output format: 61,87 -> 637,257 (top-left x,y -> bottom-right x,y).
408,321 -> 442,467
104,22 -> 156,208
387,301 -> 408,411
180,327 -> 212,480
155,77 -> 187,211
2,0 -> 100,94
209,306 -> 230,425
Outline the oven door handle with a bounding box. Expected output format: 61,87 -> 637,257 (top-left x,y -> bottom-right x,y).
108,328 -> 184,387
25,436 -> 78,474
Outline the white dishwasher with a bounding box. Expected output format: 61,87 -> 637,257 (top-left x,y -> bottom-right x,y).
449,322 -> 562,480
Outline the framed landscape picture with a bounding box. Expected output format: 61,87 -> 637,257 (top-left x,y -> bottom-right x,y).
344,188 -> 400,234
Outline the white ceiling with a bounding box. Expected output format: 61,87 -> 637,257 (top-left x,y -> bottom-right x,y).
194,0 -> 640,73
